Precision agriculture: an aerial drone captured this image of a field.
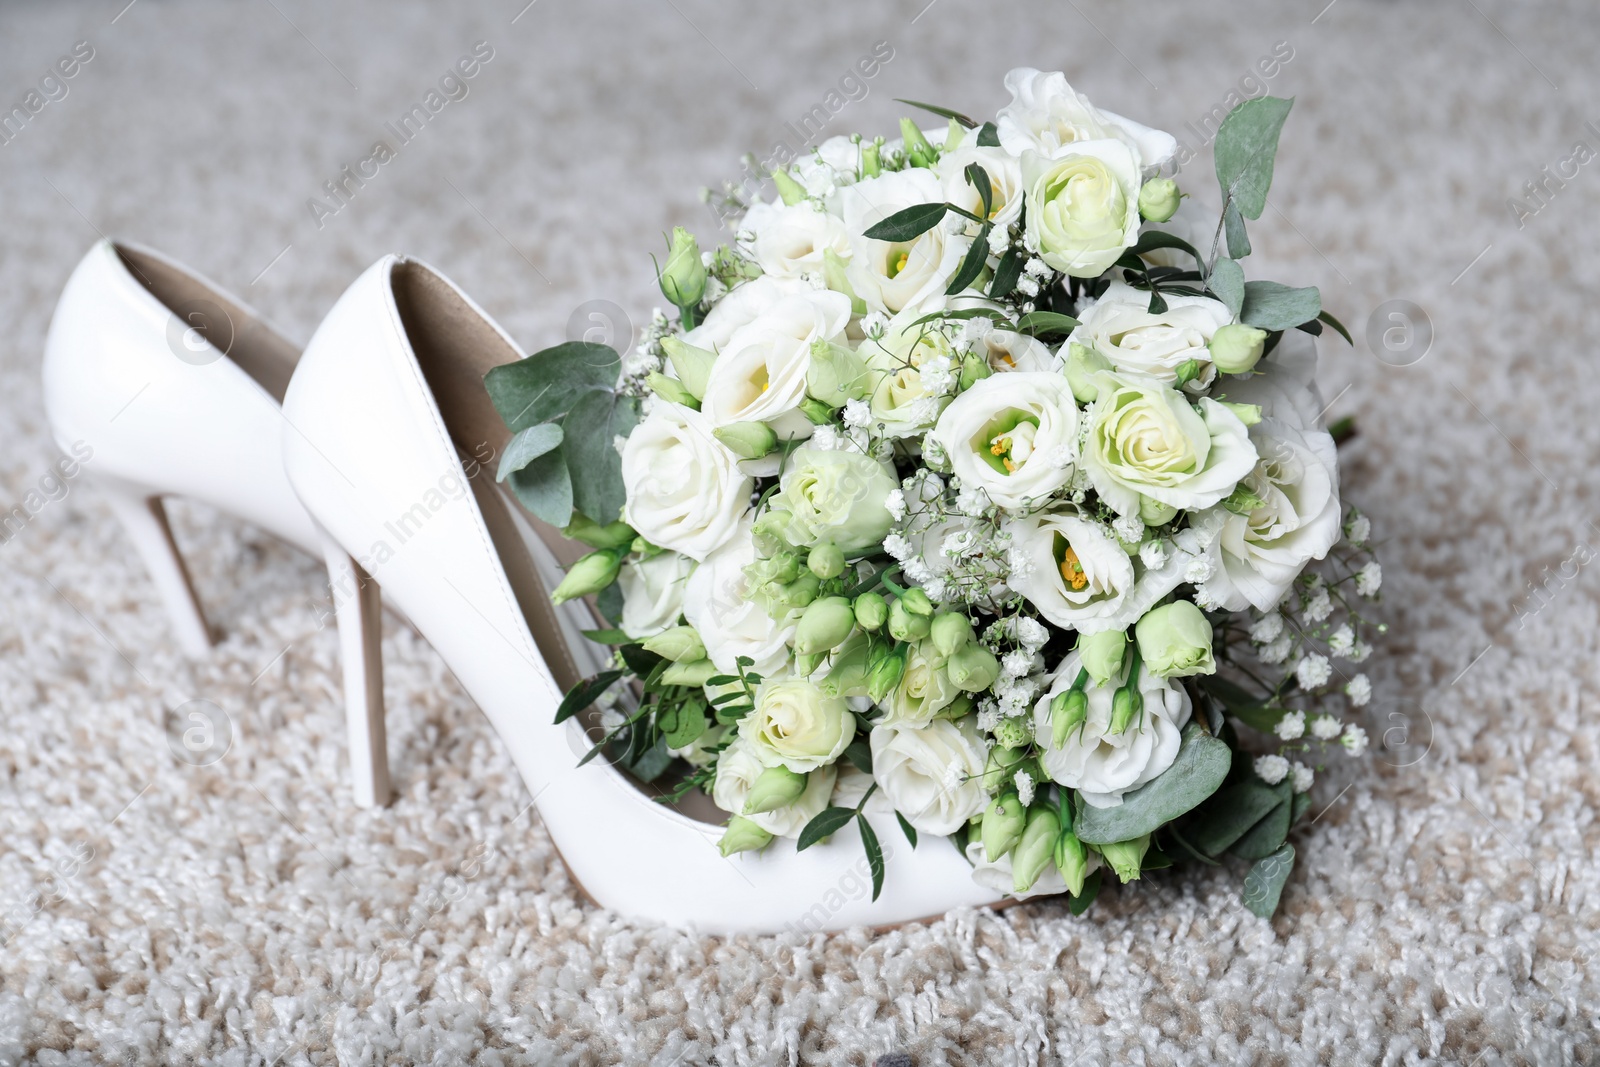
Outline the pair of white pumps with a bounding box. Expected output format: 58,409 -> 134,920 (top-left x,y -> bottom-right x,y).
42,240 -> 1005,933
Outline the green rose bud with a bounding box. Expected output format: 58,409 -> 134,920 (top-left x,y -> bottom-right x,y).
714,420 -> 779,460
793,596 -> 856,655
1054,828 -> 1090,896
563,513 -> 636,551
659,226 -> 707,309
1012,805 -> 1061,893
1138,495 -> 1178,526
1173,358 -> 1202,386
959,351 -> 994,392
806,339 -> 871,408
1137,177 -> 1181,223
946,644 -> 1000,693
992,715 -> 1032,749
641,625 -> 705,663
807,542 -> 845,580
1110,685 -> 1142,735
799,397 -> 835,425
646,371 -> 700,409
929,613 -> 974,658
1098,835 -> 1150,883
1210,323 -> 1269,375
899,117 -> 936,167
1064,342 -> 1113,404
887,598 -> 932,642
661,657 -> 717,687
867,644 -> 908,703
899,587 -> 934,617
772,447 -> 897,551
770,168 -> 806,206
743,765 -> 808,815
718,815 -> 774,857
1220,401 -> 1263,427
550,548 -> 623,605
853,591 -> 888,632
658,335 -> 715,399
982,792 -> 1027,862
1077,630 -> 1128,688
1134,600 -> 1216,679
1050,688 -> 1089,749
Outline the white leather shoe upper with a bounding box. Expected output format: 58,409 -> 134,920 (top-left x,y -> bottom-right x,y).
281,255 -> 1007,933
42,239 -> 317,554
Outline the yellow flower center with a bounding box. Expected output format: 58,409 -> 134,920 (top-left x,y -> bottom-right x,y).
1058,547 -> 1087,591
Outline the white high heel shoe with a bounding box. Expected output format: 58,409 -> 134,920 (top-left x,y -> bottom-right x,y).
281,255 -> 1006,932
42,240 -> 321,658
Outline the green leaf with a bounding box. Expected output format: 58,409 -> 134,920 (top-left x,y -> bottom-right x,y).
1146,288 -> 1168,315
596,582 -> 624,625
1231,779 -> 1293,860
506,448 -> 573,528
562,391 -> 638,525
579,628 -> 632,645
1224,201 -> 1252,259
1014,311 -> 1079,339
989,247 -> 1024,298
1185,782 -> 1284,856
1241,281 -> 1322,331
1208,257 -> 1246,318
1213,95 -> 1294,221
659,700 -> 707,749
1068,868 -> 1102,915
626,736 -> 674,783
553,669 -> 626,725
1074,724 -> 1232,844
863,202 -> 948,243
895,97 -> 977,128
618,643 -> 663,676
944,225 -> 992,295
484,342 -> 621,432
1130,230 -> 1203,265
796,806 -> 857,851
858,813 -> 885,900
1291,791 -> 1313,825
1318,309 -> 1354,345
496,423 -> 565,481
843,738 -> 874,775
964,162 -> 993,217
1242,843 -> 1295,918
896,811 -> 918,848
976,121 -> 1000,148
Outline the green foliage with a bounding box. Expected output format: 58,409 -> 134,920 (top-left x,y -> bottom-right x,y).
1214,96 -> 1294,221
1074,724 -> 1232,844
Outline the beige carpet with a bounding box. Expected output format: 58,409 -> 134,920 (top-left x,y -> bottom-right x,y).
1,0 -> 1597,1063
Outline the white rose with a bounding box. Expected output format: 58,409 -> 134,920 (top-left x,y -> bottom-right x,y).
881,643 -> 960,726
741,201 -> 853,281
936,145 -> 1026,231
711,739 -> 837,838
996,67 -> 1177,173
681,517 -> 793,677
1082,377 -> 1258,517
622,404 -> 752,561
739,677 -> 855,773
869,718 -> 991,836
1032,648 -> 1192,808
617,550 -> 695,638
1069,280 -> 1233,392
932,372 -> 1079,509
841,168 -> 972,317
700,288 -> 852,433
964,838 -> 1095,901
1008,513 -> 1188,633
1021,142 -> 1144,279
682,275 -> 807,353
860,312 -> 960,438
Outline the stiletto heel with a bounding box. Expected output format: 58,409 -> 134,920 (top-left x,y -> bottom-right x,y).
316,523 -> 390,808
96,475 -> 213,657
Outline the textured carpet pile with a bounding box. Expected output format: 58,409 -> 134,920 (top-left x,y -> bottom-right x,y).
1,1 -> 1597,1063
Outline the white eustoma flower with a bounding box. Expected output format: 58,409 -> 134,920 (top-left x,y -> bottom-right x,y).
621,404 -> 752,560
683,275 -> 810,353
880,643 -> 960,726
1068,280 -> 1233,392
841,167 -> 972,316
700,287 -> 852,434
681,518 -> 793,676
976,328 -> 1058,374
617,550 -> 696,639
1008,512 -> 1188,634
931,372 -> 1080,509
740,678 -> 855,773
936,144 -> 1026,231
1032,648 -> 1192,808
995,67 -> 1178,173
740,201 -> 853,281
870,718 -> 991,835
711,739 -> 837,838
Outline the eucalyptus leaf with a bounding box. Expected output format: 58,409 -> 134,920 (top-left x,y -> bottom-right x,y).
1185,781 -> 1284,856
1224,201 -> 1252,259
627,736 -> 674,783
496,422 -> 565,481
1242,843 -> 1296,918
484,342 -> 621,432
797,806 -> 857,851
1074,724 -> 1232,844
1214,96 -> 1294,221
1241,281 -> 1322,331
1230,780 -> 1293,860
660,701 -> 707,749
506,447 -> 573,528
863,202 -> 948,243
1208,257 -> 1246,318
596,582 -> 624,625
563,390 -> 638,525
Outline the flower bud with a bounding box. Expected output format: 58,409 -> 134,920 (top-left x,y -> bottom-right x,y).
1210,323 -> 1268,375
981,744 -> 1028,792
550,548 -> 623,605
1064,342 -> 1113,404
793,596 -> 856,655
867,644 -> 907,703
1173,358 -> 1202,386
861,139 -> 882,178
718,815 -> 774,857
1077,630 -> 1128,688
642,625 -> 705,663
929,612 -> 974,658
794,650 -> 826,677
1138,495 -> 1177,526
887,598 -> 931,642
1098,834 -> 1150,883
853,591 -> 888,632
946,644 -> 1000,693
959,351 -> 994,392
647,371 -> 700,409
993,715 -> 1031,749
1109,685 -> 1142,734
658,335 -> 715,398
900,587 -> 935,617
934,693 -> 975,721
563,513 -> 636,550
806,339 -> 871,407
799,397 -> 836,425
823,249 -> 867,316
1050,688 -> 1088,749
944,117 -> 967,153
981,792 -> 1027,862
817,632 -> 872,698
661,658 -> 717,687
1220,401 -> 1262,427
1054,828 -> 1089,896
750,510 -> 796,555
744,551 -> 801,588
1137,177 -> 1181,223
807,542 -> 846,580
714,420 -> 779,460
659,226 -> 707,309
770,572 -> 821,612
1012,805 -> 1061,893
899,118 -> 936,167
743,765 -> 808,814
1135,600 -> 1216,679
771,168 -> 806,206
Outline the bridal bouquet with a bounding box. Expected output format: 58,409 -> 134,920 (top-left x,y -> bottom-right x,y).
486,69 -> 1383,918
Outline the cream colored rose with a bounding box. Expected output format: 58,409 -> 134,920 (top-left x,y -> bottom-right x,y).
1021,142 -> 1143,278
841,168 -> 971,316
996,67 -> 1177,173
739,677 -> 855,773
770,445 -> 898,551
681,517 -> 793,677
1032,648 -> 1191,808
618,550 -> 695,638
741,201 -> 853,281
1008,513 -> 1187,633
932,372 -> 1079,509
622,404 -> 752,561
1070,280 -> 1233,392
700,288 -> 852,433
711,739 -> 838,838
869,718 -> 991,836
